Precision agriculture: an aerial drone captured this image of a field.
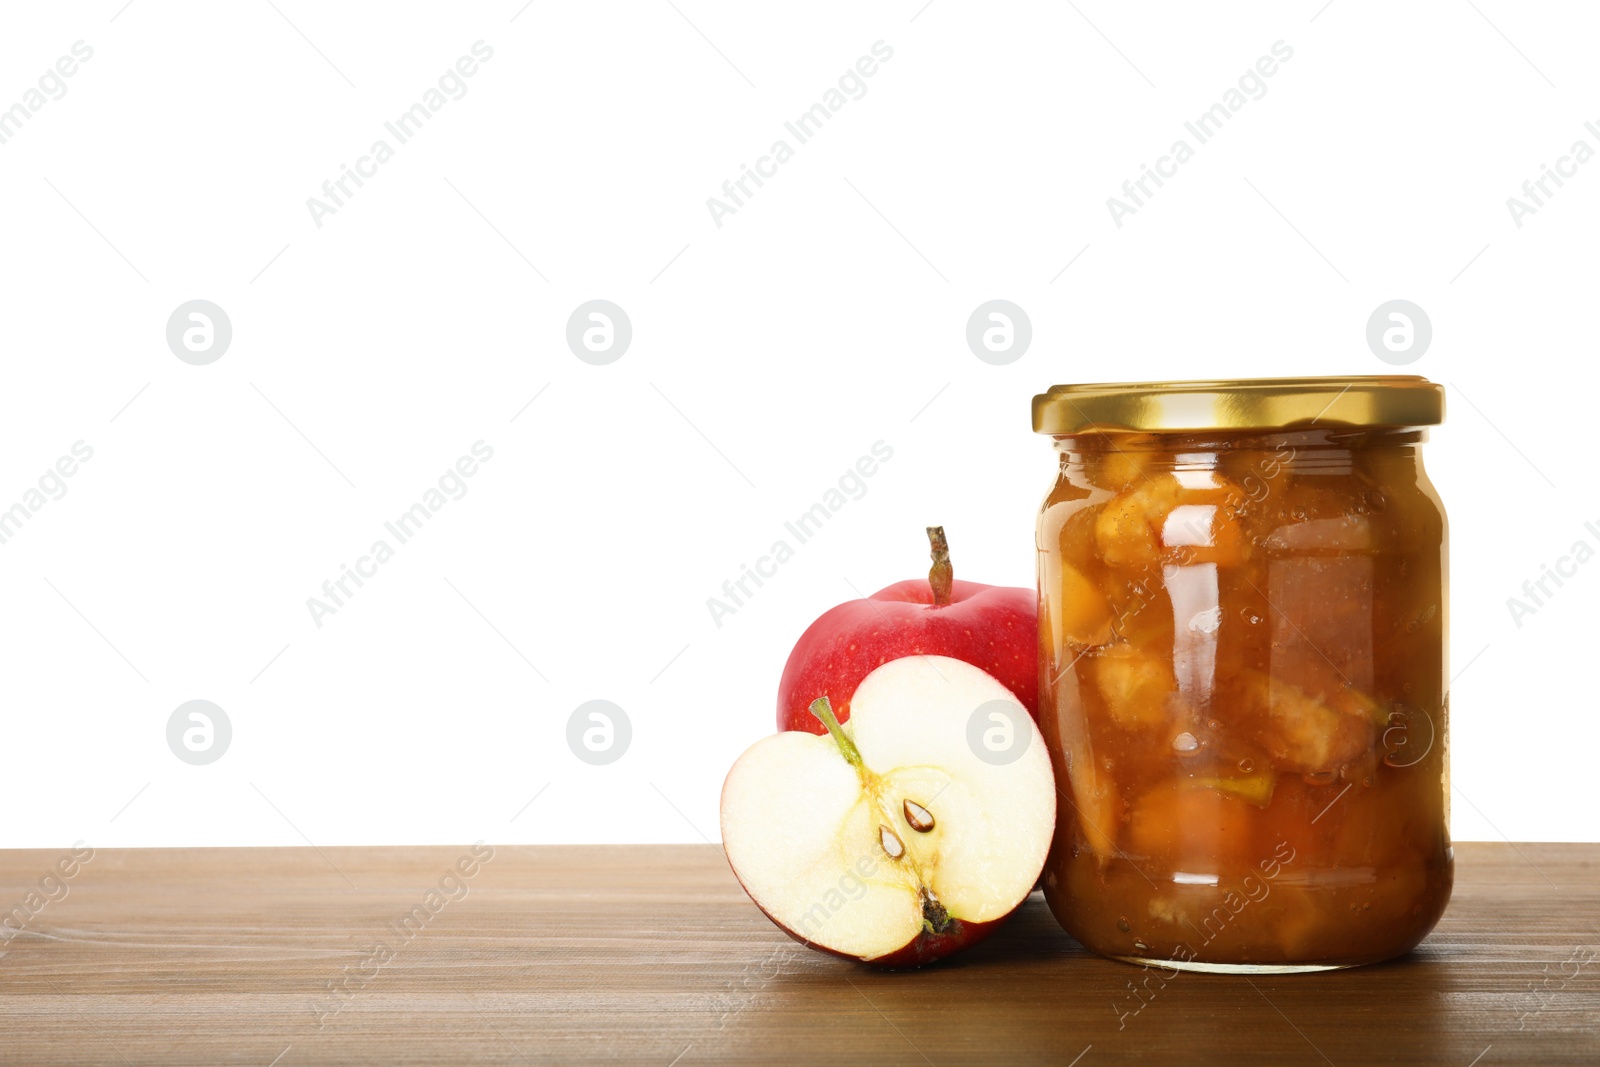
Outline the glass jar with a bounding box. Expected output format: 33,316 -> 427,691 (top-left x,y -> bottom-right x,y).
1032,377 -> 1450,973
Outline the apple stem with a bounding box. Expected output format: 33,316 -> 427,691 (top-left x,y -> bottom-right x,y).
927,526 -> 953,607
808,696 -> 863,768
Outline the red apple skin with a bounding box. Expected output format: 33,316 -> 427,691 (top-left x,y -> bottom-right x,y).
776,578 -> 1038,733
727,859 -> 1015,968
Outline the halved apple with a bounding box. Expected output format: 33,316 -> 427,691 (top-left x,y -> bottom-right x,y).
721,656 -> 1056,967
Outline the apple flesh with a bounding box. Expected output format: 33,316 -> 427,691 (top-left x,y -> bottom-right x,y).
777,527 -> 1037,733
723,655 -> 1056,966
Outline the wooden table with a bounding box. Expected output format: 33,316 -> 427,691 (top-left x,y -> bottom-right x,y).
0,842 -> 1595,1065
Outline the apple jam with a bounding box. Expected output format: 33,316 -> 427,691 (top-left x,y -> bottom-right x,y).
1032,377 -> 1450,972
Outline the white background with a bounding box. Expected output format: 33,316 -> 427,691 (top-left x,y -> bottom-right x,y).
1,1 -> 1594,848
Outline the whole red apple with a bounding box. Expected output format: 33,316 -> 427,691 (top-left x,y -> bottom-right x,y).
776,527 -> 1037,732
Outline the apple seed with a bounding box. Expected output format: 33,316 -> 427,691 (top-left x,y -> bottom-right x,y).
879,824 -> 906,860
902,799 -> 935,833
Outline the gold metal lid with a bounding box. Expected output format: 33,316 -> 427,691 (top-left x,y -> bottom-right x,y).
1032,375 -> 1444,434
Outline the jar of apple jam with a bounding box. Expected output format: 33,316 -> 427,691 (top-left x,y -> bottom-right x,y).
1032,376 -> 1450,973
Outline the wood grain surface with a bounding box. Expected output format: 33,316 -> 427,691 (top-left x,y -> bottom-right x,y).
0,842 -> 1595,1065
